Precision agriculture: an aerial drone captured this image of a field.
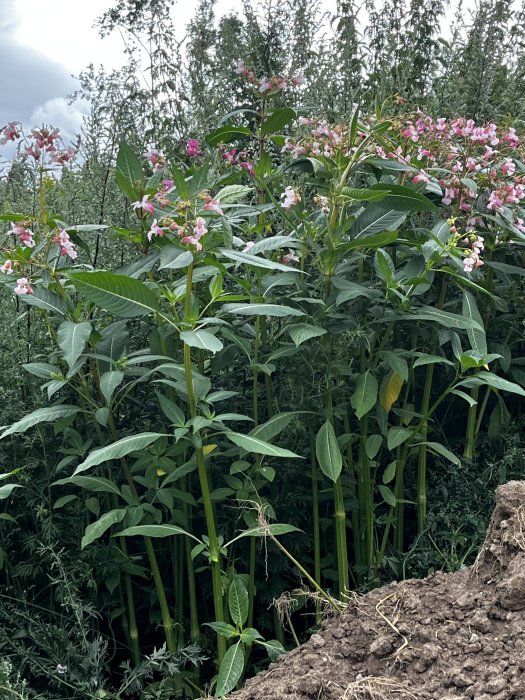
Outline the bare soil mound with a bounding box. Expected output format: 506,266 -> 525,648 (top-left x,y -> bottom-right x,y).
230,481 -> 525,700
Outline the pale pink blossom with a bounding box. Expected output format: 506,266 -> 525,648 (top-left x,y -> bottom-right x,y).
291,73 -> 304,86
240,161 -> 255,176
223,148 -> 238,165
259,77 -> 272,93
0,260 -> 13,274
0,121 -> 21,144
501,158 -> 516,176
281,186 -> 301,209
487,190 -> 503,211
412,171 -> 430,184
11,222 -> 35,248
147,219 -> 164,242
281,249 -> 300,264
298,117 -> 311,125
515,218 -> 525,233
243,241 -> 255,252
53,230 -> 77,259
132,195 -> 155,215
181,235 -> 203,251
14,277 -> 33,295
203,197 -> 223,215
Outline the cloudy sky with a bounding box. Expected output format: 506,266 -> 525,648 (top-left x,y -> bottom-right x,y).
0,0 -> 244,142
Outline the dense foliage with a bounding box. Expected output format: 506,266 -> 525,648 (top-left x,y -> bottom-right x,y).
2,1 -> 525,698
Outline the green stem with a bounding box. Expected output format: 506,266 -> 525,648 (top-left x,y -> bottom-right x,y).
183,264 -> 225,664
464,386 -> 480,459
309,435 -> 321,624
343,412 -> 362,569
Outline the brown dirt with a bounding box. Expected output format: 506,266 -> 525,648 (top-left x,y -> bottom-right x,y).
229,481 -> 525,700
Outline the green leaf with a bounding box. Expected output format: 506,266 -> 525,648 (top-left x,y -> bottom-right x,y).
22,362 -> 61,379
205,621 -> 239,639
240,628 -> 263,643
180,330 -> 223,354
342,186 -> 390,202
214,184 -> 253,203
220,249 -> 302,273
343,230 -> 399,251
451,389 -> 479,407
68,271 -> 159,318
383,460 -> 397,484
73,433 -> 167,475
413,353 -> 455,368
156,394 -> 185,425
369,184 -> 438,212
400,307 -> 483,331
215,642 -> 244,697
462,291 -> 487,356
206,125 -> 252,147
116,524 -> 201,543
380,351 -> 409,381
226,432 -> 302,458
315,420 -> 342,482
222,303 -> 304,317
249,412 -> 300,442
116,141 -> 144,189
0,405 -> 80,439
365,434 -> 382,459
351,371 -> 378,420
81,509 -> 126,550
53,476 -> 122,495
0,484 -> 22,500
226,523 -> 301,547
287,323 -> 326,346
57,321 -> 92,369
229,577 -> 249,628
350,205 -> 407,239
476,372 -> 525,397
249,236 -> 297,255
257,639 -> 285,661
378,484 -> 396,507
387,427 -> 412,451
19,287 -> 68,315
100,371 -> 125,405
260,107 -> 296,135
418,441 -> 460,466
159,247 -> 194,270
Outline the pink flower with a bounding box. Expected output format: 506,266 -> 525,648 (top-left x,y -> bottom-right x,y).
132,195 -> 155,215
223,148 -> 238,165
442,187 -> 457,206
291,73 -> 304,86
298,116 -> 311,125
281,186 -> 301,209
24,145 -> 41,160
259,77 -> 272,93
487,190 -> 503,211
181,235 -> 202,251
0,121 -> 21,144
31,127 -> 60,149
234,60 -> 246,75
49,147 -> 76,165
501,159 -> 516,176
0,259 -> 13,274
515,218 -> 525,233
193,216 -> 208,238
53,230 -> 78,259
162,179 -> 174,192
503,128 -> 519,148
243,241 -> 255,252
14,277 -> 33,295
240,161 -> 255,177
11,222 -> 35,248
145,149 -> 159,165
186,138 -> 202,157
203,197 -> 223,216
412,171 -> 430,185
147,219 -> 164,242
281,249 -> 300,264
401,124 -> 419,142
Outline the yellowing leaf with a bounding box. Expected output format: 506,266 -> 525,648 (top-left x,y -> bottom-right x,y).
379,372 -> 404,413
203,444 -> 217,455
156,468 -> 167,476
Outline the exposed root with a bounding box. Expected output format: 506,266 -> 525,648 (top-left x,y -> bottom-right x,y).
341,675 -> 417,699
374,594 -> 409,657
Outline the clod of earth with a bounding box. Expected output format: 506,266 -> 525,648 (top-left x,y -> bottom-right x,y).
228,481 -> 525,700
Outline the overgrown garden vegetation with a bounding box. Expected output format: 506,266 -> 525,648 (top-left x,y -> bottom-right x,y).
1,0 -> 525,697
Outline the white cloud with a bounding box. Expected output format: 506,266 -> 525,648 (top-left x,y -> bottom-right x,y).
28,97 -> 89,140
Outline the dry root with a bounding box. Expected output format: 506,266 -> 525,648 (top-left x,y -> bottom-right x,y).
341,675 -> 417,699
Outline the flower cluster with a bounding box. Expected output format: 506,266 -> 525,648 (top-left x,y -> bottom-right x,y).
234,61 -> 303,94
1,122 -> 76,166
145,149 -> 166,172
53,229 -> 77,259
0,121 -> 21,144
10,222 -> 35,248
14,277 -> 32,295
186,139 -> 203,158
281,187 -> 301,209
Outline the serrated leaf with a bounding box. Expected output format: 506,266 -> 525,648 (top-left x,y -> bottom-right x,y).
205,621 -> 239,638
19,287 -> 68,315
350,205 -> 407,239
226,432 -> 302,458
73,433 -> 167,475
180,330 -> 223,354
315,420 -> 342,482
222,303 -> 304,317
369,184 -> 438,212
215,642 -> 244,697
351,371 -> 378,420
100,371 -> 124,405
116,524 -> 201,542
57,321 -> 92,369
462,291 -> 487,356
229,577 -> 249,628
81,509 -> 126,550
220,248 -> 302,273
287,323 -> 326,346
0,405 -> 80,439
68,271 -> 159,318
214,184 -> 253,203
